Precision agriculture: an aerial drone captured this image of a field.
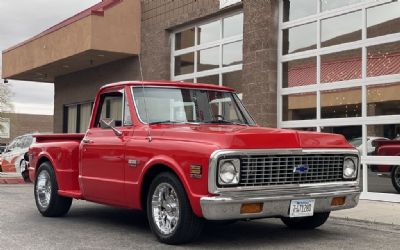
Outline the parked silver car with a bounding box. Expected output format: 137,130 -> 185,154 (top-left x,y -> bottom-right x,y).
349,136 -> 389,155
0,134 -> 35,181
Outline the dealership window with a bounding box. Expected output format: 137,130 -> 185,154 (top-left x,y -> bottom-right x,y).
279,0 -> 400,201
64,102 -> 93,133
171,12 -> 243,91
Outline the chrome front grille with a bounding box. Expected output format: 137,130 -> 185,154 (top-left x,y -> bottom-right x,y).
239,154 -> 345,187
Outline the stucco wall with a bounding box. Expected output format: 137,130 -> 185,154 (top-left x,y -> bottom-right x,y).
2,16 -> 93,79
2,0 -> 140,82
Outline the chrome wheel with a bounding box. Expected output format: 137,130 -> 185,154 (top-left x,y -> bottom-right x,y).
36,170 -> 52,209
20,160 -> 27,173
151,183 -> 180,235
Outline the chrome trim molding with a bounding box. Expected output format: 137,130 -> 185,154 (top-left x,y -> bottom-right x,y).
208,148 -> 360,194
200,187 -> 360,220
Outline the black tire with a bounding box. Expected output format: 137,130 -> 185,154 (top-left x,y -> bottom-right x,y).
146,172 -> 204,245
34,162 -> 72,217
20,160 -> 31,183
22,170 -> 30,183
391,166 -> 400,193
281,212 -> 330,230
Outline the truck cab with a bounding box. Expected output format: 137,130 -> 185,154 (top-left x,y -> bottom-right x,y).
28,81 -> 360,244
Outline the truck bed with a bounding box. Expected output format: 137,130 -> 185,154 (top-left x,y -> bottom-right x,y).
29,133 -> 85,196
34,133 -> 85,143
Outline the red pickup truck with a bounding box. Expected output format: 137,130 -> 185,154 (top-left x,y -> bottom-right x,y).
28,81 -> 360,244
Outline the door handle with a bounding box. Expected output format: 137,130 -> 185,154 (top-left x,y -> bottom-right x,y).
82,138 -> 94,144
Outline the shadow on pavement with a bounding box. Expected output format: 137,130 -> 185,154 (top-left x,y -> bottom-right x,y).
57,202 -> 347,248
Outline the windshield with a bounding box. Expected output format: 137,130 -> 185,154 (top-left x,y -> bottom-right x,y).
132,87 -> 255,125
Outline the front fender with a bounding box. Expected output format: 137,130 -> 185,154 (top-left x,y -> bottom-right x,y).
137,155 -> 204,217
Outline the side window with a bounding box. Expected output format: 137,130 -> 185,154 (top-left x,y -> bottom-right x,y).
95,89 -> 132,128
124,94 -> 133,126
24,136 -> 33,148
7,140 -> 16,151
14,138 -> 23,150
20,137 -> 28,148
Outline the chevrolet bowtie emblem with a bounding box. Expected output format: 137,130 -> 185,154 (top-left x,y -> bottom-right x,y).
293,164 -> 309,174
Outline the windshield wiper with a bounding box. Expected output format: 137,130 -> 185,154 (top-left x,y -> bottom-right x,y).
149,120 -> 186,125
205,120 -> 247,126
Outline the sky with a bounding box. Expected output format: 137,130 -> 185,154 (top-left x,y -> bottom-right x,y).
0,0 -> 100,115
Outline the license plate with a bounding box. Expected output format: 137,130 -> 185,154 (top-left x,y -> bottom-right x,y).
289,199 -> 315,218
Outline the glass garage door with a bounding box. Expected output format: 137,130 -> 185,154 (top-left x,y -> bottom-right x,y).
278,0 -> 400,202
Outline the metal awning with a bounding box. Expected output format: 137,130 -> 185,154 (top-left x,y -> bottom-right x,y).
1,0 -> 140,83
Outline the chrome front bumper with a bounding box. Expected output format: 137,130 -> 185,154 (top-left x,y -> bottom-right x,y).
200,186 -> 360,220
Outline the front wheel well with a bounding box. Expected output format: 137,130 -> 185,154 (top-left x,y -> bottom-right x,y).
140,164 -> 177,211
37,157 -> 52,172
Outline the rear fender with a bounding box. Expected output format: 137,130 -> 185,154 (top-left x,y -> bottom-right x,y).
30,152 -> 58,183
31,147 -> 80,192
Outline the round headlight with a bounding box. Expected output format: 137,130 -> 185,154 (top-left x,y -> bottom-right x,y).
220,161 -> 236,184
343,158 -> 356,178
219,160 -> 240,185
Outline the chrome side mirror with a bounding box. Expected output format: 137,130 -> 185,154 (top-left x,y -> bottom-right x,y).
100,119 -> 123,137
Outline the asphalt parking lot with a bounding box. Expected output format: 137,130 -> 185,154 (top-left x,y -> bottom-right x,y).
1,185 -> 399,250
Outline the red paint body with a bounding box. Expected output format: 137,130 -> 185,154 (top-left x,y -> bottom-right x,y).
1,154 -> 20,172
371,140 -> 400,173
29,81 -> 353,217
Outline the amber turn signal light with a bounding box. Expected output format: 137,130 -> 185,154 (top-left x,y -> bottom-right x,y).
190,165 -> 202,178
331,197 -> 346,206
240,203 -> 263,214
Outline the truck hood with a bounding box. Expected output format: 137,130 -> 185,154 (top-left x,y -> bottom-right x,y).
148,125 -> 352,149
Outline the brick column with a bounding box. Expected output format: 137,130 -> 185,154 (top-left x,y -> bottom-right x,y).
242,0 -> 279,127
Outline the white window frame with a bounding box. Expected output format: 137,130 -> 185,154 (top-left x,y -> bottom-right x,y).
278,0 -> 400,202
170,11 -> 243,86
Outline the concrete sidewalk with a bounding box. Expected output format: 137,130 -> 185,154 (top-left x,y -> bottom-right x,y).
332,199 -> 400,226
0,172 -> 25,184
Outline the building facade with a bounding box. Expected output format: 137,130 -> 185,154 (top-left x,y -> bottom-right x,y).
2,0 -> 400,201
0,113 -> 53,145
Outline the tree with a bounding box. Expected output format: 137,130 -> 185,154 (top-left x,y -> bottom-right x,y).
0,82 -> 13,133
0,82 -> 13,112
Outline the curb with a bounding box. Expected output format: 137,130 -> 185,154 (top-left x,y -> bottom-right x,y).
331,216 -> 400,228
0,177 -> 26,184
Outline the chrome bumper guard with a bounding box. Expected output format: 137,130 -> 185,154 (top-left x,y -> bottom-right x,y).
200,185 -> 360,220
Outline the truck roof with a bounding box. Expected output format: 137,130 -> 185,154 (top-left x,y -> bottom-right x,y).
100,81 -> 236,92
